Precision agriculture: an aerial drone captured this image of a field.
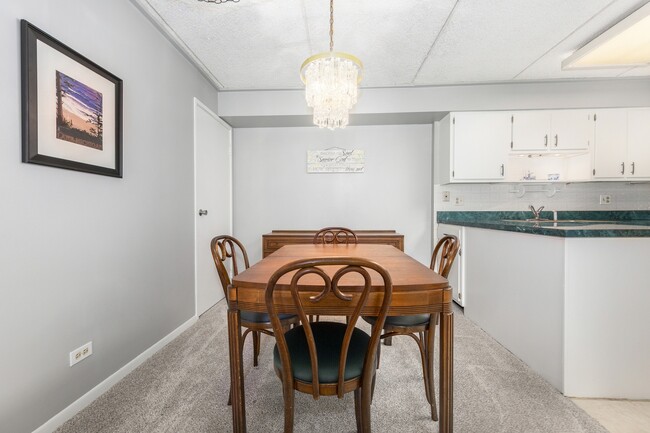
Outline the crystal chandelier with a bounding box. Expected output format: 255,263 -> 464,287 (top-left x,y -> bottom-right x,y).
300,0 -> 363,130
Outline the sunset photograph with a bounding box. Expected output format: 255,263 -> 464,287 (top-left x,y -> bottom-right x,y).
55,70 -> 103,150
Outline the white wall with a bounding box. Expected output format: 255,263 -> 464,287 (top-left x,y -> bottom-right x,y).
233,125 -> 432,264
0,1 -> 219,432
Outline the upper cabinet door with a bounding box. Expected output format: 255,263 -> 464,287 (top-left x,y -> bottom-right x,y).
511,111 -> 551,151
593,109 -> 628,179
452,112 -> 510,181
627,109 -> 650,179
550,110 -> 593,151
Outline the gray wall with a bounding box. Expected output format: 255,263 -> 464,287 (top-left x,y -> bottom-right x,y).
0,1 -> 219,432
233,125 -> 432,264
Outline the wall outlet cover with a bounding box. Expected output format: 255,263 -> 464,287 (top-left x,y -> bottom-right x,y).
599,194 -> 612,205
442,191 -> 450,202
454,196 -> 464,206
70,341 -> 93,367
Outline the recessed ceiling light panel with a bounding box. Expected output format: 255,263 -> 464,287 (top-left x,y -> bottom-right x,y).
562,2 -> 650,69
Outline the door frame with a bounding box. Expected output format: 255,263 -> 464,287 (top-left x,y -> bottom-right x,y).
193,97 -> 233,317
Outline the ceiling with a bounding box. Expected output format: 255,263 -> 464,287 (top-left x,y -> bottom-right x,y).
137,0 -> 650,91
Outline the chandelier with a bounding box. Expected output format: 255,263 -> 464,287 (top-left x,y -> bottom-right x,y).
300,0 -> 363,130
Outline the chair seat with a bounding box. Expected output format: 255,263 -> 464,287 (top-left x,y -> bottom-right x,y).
363,314 -> 431,327
273,322 -> 370,383
241,311 -> 295,323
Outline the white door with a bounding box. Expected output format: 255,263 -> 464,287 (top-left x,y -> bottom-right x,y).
195,99 -> 232,317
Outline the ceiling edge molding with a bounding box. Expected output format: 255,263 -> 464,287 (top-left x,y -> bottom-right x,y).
129,0 -> 224,90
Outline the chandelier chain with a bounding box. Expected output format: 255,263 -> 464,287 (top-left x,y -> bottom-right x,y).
329,0 -> 334,52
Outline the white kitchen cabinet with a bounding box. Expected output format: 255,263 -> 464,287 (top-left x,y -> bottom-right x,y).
511,111 -> 551,151
511,110 -> 593,152
441,112 -> 510,182
593,109 -> 628,179
592,108 -> 650,180
437,224 -> 464,306
438,107 -> 648,184
627,108 -> 650,179
551,110 -> 593,151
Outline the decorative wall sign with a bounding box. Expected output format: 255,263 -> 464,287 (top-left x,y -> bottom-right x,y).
307,147 -> 364,173
21,20 -> 123,177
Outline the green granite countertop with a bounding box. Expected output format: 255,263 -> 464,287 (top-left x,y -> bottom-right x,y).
437,211 -> 650,238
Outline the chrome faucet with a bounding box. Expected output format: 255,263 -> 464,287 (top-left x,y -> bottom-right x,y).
529,205 -> 545,220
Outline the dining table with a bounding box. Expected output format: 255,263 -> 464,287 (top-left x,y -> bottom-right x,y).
227,243 -> 453,432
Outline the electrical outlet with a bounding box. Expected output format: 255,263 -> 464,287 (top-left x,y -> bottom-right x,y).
70,341 -> 92,367
599,194 -> 612,205
454,196 -> 464,206
442,191 -> 450,202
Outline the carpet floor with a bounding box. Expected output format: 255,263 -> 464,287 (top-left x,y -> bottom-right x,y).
56,301 -> 607,433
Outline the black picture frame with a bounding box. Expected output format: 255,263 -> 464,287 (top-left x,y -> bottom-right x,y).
21,20 -> 123,177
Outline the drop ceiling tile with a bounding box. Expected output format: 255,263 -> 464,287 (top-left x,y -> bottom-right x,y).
146,0 -> 310,89
141,0 -> 650,89
414,0 -> 614,85
302,0 -> 457,87
516,0 -> 649,80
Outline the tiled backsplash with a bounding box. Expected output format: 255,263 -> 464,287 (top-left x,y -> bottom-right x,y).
434,182 -> 650,212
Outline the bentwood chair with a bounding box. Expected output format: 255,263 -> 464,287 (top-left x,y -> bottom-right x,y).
313,227 -> 358,245
265,257 -> 393,433
363,234 -> 459,421
311,228 -> 358,322
210,235 -> 299,405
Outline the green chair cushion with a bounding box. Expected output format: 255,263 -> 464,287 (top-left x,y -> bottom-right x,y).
363,314 -> 431,327
241,311 -> 294,323
273,322 -> 370,383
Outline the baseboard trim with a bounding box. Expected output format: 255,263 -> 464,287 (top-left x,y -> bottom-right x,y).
32,315 -> 198,433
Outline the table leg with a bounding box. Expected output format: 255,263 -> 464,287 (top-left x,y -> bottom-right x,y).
228,307 -> 246,432
439,311 -> 454,433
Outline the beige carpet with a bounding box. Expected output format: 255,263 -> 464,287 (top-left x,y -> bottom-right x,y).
56,301 -> 607,433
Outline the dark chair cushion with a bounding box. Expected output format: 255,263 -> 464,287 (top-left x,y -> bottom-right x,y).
363,314 -> 431,327
273,322 -> 370,383
241,311 -> 295,323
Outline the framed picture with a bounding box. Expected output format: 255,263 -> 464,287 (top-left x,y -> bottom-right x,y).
21,20 -> 123,177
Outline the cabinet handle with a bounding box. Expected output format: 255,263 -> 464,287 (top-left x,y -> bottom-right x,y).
500,164 -> 505,176
631,162 -> 635,175
554,134 -> 558,147
544,134 -> 548,147
621,162 -> 625,175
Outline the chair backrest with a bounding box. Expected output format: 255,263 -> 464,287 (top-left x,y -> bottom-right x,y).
313,227 -> 358,245
210,235 -> 250,299
265,257 -> 392,399
430,234 -> 460,278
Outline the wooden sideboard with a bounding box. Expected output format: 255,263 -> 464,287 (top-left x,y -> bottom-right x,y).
262,230 -> 404,258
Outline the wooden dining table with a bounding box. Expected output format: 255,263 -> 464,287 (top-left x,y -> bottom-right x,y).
227,243 -> 454,432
